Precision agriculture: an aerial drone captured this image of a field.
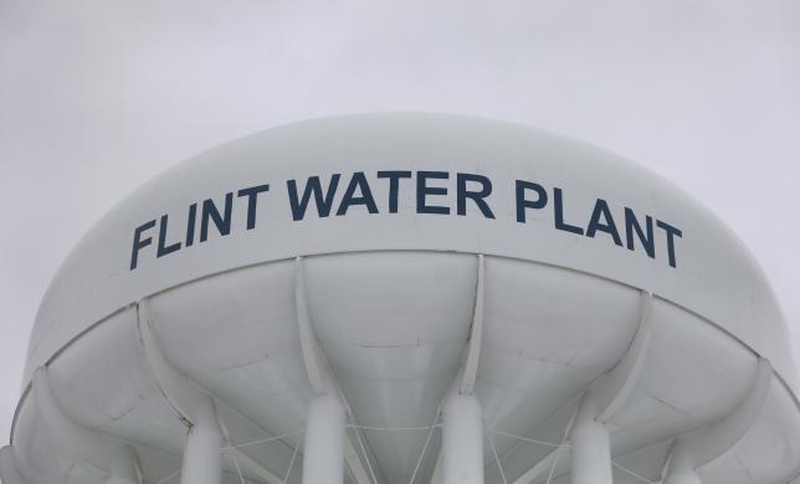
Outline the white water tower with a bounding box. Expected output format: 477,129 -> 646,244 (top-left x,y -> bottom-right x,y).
2,114 -> 797,484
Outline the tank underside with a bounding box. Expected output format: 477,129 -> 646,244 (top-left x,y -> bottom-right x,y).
6,251 -> 800,484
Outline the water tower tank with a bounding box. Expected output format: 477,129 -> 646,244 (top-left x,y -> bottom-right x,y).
2,113 -> 798,484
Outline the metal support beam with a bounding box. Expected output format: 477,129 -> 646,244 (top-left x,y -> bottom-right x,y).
227,450 -> 285,484
106,445 -> 142,484
660,356 -> 772,484
137,299 -> 284,484
592,291 -> 653,423
441,255 -> 487,484
294,257 -> 371,484
302,395 -> 347,484
512,290 -> 652,484
294,257 -> 332,397
663,440 -> 701,484
460,254 -> 485,395
137,299 -> 207,426
566,292 -> 653,484
570,395 -> 612,484
0,446 -> 29,484
180,397 -> 223,484
686,357 -> 772,468
3,439 -> 54,484
442,393 -> 484,484
31,366 -> 142,483
430,453 -> 443,484
511,446 -> 566,484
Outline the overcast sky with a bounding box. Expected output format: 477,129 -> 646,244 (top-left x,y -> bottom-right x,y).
1,0 -> 798,444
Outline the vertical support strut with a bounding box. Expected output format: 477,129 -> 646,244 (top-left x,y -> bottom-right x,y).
138,299 -> 285,484
658,357 -> 772,484
302,394 -> 347,484
442,254 -> 486,484
570,395 -> 613,484
442,393 -> 484,484
0,446 -> 28,484
566,291 -> 653,484
663,441 -> 701,484
459,255 -> 485,396
107,445 -> 141,484
294,258 -> 353,484
508,291 -> 651,484
180,397 -> 223,484
31,366 -> 143,484
107,476 -> 138,484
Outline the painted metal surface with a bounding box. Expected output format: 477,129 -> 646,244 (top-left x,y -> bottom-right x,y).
5,114 -> 798,484
23,113 -> 794,389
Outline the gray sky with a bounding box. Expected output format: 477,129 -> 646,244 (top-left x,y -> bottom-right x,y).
1,0 -> 798,444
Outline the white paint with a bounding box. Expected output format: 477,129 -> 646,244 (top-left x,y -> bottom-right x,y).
21,115 -> 796,394
663,442 -> 702,484
302,394 -> 346,484
180,397 -> 223,484
2,6 -> 798,466
0,446 -> 27,484
4,114 -> 798,484
460,254 -> 485,396
570,396 -> 612,484
442,393 -> 483,484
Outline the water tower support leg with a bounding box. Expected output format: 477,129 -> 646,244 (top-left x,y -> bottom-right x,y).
107,474 -> 139,484
663,442 -> 702,484
295,257 -> 370,484
442,392 -> 484,484
180,397 -> 223,484
0,447 -> 28,484
570,395 -> 613,484
302,394 -> 346,484
440,255 -> 486,484
107,445 -> 141,484
32,367 -> 144,483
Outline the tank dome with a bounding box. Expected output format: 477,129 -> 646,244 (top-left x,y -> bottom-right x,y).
5,114 -> 799,484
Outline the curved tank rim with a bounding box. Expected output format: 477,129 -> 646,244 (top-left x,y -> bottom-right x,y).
23,112 -> 797,396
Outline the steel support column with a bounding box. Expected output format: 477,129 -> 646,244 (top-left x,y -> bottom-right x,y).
0,446 -> 28,484
106,444 -> 141,484
663,441 -> 701,484
510,291 -> 651,484
441,255 -> 486,484
138,299 -> 286,484
107,474 -> 139,484
180,397 -> 223,484
295,257 -> 371,484
567,291 -> 653,484
570,396 -> 612,484
659,357 -> 772,484
302,394 -> 347,484
442,393 -> 484,484
32,367 -> 142,484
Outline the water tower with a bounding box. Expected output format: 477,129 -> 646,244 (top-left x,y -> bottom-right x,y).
2,114 -> 798,484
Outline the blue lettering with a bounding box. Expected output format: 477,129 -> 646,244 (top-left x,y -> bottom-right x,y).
417,171 -> 450,215
185,203 -> 197,247
130,220 -> 156,270
337,172 -> 378,216
553,188 -> 584,235
287,174 -> 341,221
515,180 -> 548,223
157,214 -> 182,258
200,192 -> 233,242
457,173 -> 495,218
656,220 -> 682,268
625,208 -> 655,258
237,184 -> 270,230
586,199 -> 622,246
377,171 -> 412,213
